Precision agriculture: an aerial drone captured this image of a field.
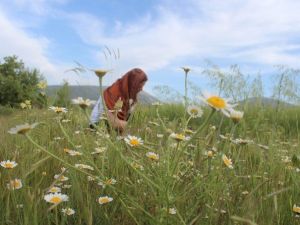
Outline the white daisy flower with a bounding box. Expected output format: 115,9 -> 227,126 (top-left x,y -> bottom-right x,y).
75,164 -> 94,171
200,92 -> 236,116
62,208 -> 75,216
49,106 -> 68,114
72,97 -> 96,109
228,109 -> 244,123
0,160 -> 18,169
170,133 -> 190,142
222,154 -> 234,169
7,179 -> 22,190
146,152 -> 159,161
47,186 -> 62,193
124,135 -> 143,147
98,196 -> 113,205
8,123 -> 38,135
54,174 -> 69,182
44,193 -> 69,204
187,105 -> 203,118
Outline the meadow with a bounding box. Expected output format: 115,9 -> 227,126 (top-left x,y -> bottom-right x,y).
1,93 -> 300,225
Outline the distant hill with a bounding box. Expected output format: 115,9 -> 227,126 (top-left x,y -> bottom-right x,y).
46,85 -> 159,104
238,97 -> 296,108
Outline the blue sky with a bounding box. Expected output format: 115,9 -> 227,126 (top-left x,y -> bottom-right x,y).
0,0 -> 300,97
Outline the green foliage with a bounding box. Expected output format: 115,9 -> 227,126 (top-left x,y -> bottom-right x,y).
53,81 -> 71,107
0,55 -> 43,107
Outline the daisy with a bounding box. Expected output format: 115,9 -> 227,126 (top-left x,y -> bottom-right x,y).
293,204 -> 300,214
7,179 -> 22,190
98,196 -> 113,205
54,174 -> 69,182
93,69 -> 109,78
207,150 -> 214,158
75,164 -> 94,171
222,154 -> 233,169
91,147 -> 107,154
170,133 -> 190,142
146,152 -> 159,161
124,135 -> 143,147
8,123 -> 38,135
200,92 -> 236,116
62,208 -> 75,216
44,193 -> 69,204
98,178 -> 117,188
49,106 -> 68,114
228,109 -> 244,123
168,208 -> 177,215
47,186 -> 62,193
181,67 -> 191,74
64,148 -> 82,156
72,97 -> 96,109
187,105 -> 203,118
0,160 -> 18,169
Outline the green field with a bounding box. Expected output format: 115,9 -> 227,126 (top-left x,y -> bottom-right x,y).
1,101 -> 300,225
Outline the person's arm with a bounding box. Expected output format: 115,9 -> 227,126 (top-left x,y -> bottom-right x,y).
90,97 -> 104,125
107,111 -> 127,132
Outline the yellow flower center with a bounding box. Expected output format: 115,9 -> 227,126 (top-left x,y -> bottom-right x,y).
99,197 -> 110,204
5,163 -> 14,168
175,134 -> 185,141
223,156 -> 232,167
50,197 -> 62,204
207,96 -> 226,109
293,205 -> 300,213
190,109 -> 198,115
148,154 -> 159,160
130,139 -> 139,146
18,127 -> 31,134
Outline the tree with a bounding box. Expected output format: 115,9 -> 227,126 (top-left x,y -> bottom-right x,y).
0,56 -> 43,107
53,80 -> 71,107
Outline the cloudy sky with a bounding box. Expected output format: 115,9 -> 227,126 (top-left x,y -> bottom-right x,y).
1,0 -> 300,96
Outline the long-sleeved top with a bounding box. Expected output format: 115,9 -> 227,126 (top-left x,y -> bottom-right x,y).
90,97 -> 104,124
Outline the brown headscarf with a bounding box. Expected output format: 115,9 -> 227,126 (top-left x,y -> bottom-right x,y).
103,68 -> 148,121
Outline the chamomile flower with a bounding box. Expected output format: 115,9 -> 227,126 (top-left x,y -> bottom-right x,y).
124,135 -> 143,147
54,174 -> 69,182
187,105 -> 203,118
72,97 -> 96,109
49,106 -> 68,114
91,147 -> 107,154
47,186 -> 62,193
75,164 -> 94,171
293,204 -> 300,214
168,208 -> 177,215
62,208 -> 75,216
200,93 -> 235,116
146,152 -> 159,161
98,178 -> 117,188
8,123 -> 38,135
64,148 -> 82,156
98,196 -> 113,205
228,109 -> 244,123
44,193 -> 69,204
170,133 -> 190,142
222,154 -> 233,169
1,160 -> 18,169
93,69 -> 109,78
7,179 -> 22,190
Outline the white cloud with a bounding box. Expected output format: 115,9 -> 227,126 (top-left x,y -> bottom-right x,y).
68,0 -> 300,73
0,8 -> 99,85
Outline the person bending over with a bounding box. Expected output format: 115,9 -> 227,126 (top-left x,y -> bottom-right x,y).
90,68 -> 148,133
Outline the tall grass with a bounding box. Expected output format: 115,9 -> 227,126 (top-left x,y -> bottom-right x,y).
1,100 -> 300,225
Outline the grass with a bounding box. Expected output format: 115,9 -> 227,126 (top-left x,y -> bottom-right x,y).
1,102 -> 300,225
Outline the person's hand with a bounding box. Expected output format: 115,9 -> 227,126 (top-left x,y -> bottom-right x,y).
107,110 -> 127,132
